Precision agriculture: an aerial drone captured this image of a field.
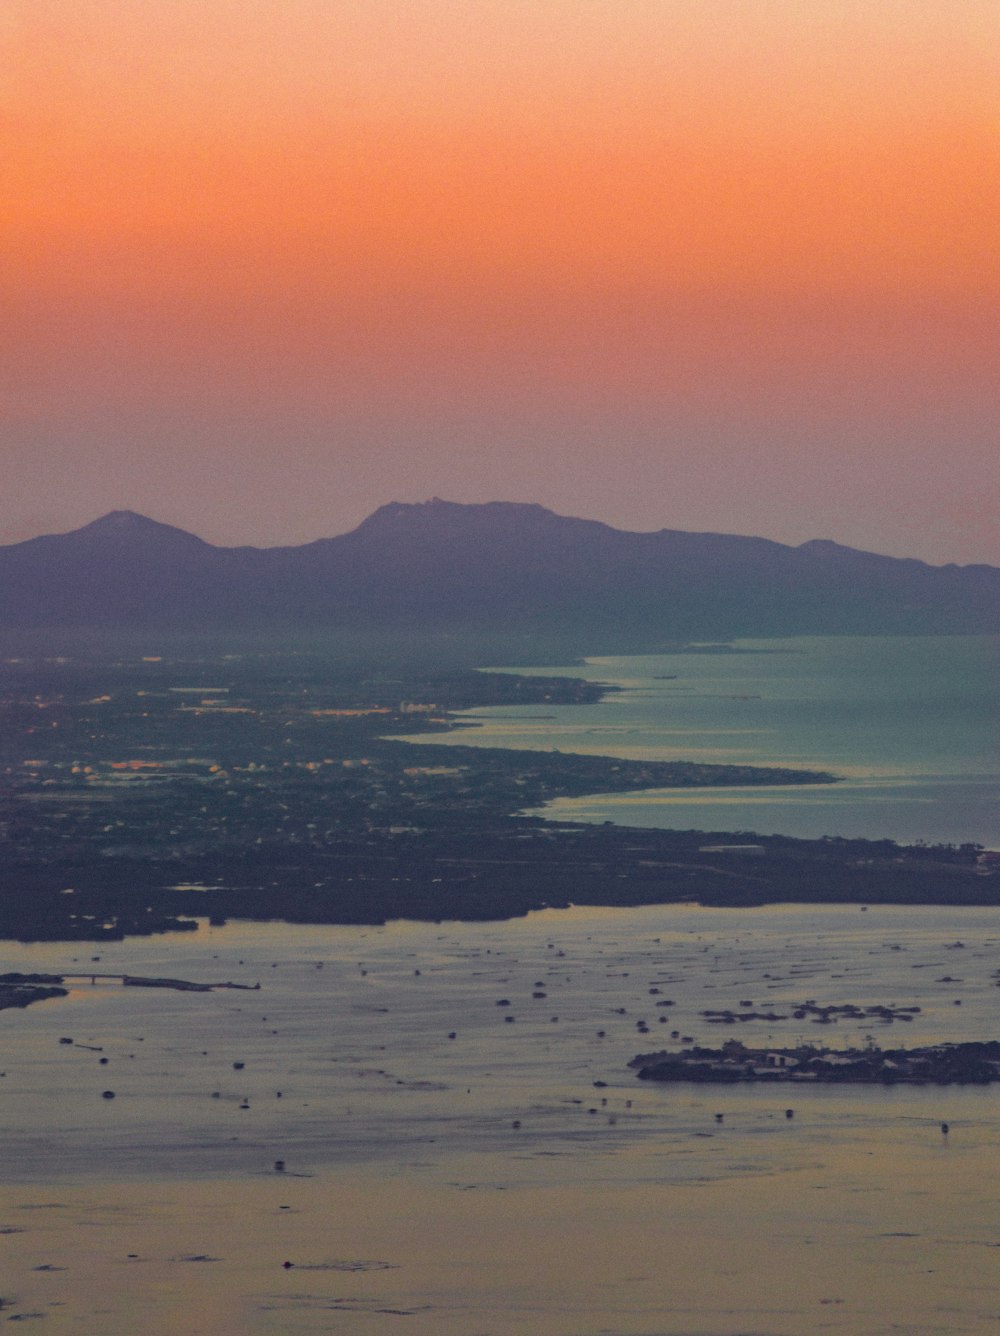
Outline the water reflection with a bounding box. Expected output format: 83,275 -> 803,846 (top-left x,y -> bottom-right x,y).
396,636 -> 1000,845
1,904 -> 998,1333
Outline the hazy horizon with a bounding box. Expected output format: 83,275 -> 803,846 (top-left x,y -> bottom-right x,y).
5,2 -> 999,565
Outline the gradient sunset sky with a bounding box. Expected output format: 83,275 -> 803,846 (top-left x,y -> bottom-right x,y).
4,1 -> 998,563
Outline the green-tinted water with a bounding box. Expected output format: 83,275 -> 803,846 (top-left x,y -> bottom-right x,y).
411,636 -> 999,845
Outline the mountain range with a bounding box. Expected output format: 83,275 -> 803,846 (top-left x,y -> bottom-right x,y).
1,500 -> 997,643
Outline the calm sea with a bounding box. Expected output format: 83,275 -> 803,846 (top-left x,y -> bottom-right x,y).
3,637 -> 997,1332
414,636 -> 999,847
4,904 -> 1000,1332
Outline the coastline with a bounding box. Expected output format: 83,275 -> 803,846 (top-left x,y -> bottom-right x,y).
2,640 -> 995,946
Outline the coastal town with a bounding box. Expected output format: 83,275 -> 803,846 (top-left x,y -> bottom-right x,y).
0,648 -> 993,942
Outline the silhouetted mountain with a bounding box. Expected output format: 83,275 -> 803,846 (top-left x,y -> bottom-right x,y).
0,500 -> 996,642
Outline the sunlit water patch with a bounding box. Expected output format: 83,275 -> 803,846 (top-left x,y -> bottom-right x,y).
398,637 -> 999,845
2,906 -> 999,1331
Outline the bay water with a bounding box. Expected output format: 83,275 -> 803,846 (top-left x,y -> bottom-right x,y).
2,903 -> 999,1333
427,636 -> 999,848
3,635 -> 999,1332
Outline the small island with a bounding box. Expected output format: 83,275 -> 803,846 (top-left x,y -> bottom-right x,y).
629,1038 -> 1000,1085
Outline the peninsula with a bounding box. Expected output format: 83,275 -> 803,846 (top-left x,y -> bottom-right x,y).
0,647 -> 993,942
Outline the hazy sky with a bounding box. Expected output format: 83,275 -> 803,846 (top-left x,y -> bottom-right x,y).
4,1 -> 998,563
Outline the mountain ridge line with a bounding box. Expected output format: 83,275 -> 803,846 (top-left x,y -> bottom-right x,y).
1,499 -> 996,637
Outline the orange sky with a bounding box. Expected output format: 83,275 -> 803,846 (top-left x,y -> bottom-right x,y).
3,1 -> 998,561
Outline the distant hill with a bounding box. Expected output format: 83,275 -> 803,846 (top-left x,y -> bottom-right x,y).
0,500 -> 997,643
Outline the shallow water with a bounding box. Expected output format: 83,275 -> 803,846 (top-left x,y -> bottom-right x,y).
2,904 -> 998,1333
400,636 -> 1000,846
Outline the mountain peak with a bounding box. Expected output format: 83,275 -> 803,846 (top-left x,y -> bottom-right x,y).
360,498 -> 556,524
797,537 -> 928,570
798,538 -> 849,554
70,511 -> 208,546
82,509 -> 173,530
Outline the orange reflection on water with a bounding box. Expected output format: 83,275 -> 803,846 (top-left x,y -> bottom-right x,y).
3,1129 -> 997,1335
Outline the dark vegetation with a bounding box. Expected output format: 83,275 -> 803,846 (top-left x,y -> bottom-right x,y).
0,644 -> 991,944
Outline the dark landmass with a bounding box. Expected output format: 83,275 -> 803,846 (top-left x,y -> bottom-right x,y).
1,499 -> 997,642
0,975 -> 69,1010
0,648 -> 993,943
630,1039 -> 1000,1085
